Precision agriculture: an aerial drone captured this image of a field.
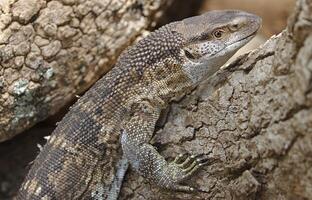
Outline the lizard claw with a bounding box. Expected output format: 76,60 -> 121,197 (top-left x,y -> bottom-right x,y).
171,153 -> 185,164
169,153 -> 208,182
160,153 -> 211,192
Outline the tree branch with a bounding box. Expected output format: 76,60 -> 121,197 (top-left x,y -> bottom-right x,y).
0,0 -> 171,141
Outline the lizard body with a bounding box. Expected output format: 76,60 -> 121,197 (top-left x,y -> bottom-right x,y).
17,10 -> 261,199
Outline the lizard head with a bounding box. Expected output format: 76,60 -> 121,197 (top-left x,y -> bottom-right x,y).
175,10 -> 261,83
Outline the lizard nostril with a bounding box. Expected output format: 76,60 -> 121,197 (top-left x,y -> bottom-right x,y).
229,23 -> 241,31
184,50 -> 196,60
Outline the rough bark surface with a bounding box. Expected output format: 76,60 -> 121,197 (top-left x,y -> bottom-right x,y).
120,0 -> 312,199
0,0 -> 170,141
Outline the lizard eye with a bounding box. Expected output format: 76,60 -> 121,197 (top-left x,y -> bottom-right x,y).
212,29 -> 225,39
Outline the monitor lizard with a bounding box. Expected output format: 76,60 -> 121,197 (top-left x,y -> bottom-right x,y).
16,10 -> 261,200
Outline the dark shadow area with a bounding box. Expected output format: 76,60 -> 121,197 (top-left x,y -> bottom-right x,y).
0,123 -> 55,199
156,0 -> 204,28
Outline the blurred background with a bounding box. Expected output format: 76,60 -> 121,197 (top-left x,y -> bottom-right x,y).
0,0 -> 296,199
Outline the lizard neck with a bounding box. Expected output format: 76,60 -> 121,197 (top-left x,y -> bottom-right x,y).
134,58 -> 194,106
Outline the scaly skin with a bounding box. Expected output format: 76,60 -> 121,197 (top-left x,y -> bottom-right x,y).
17,10 -> 261,199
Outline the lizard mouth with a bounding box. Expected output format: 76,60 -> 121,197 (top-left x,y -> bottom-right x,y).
208,30 -> 258,59
235,30 -> 258,44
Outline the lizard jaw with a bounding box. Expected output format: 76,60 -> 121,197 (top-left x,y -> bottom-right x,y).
181,30 -> 258,84
208,29 -> 258,59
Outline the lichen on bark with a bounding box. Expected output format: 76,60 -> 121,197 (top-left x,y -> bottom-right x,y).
0,0 -> 170,141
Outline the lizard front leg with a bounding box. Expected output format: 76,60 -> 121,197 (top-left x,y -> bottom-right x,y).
121,101 -> 206,192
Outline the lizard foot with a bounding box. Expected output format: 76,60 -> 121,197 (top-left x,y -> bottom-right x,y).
166,154 -> 209,192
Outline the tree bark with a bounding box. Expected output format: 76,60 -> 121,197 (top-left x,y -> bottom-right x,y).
120,0 -> 312,199
0,0 -> 170,141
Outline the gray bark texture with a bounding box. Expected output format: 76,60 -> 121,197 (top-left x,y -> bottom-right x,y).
120,0 -> 312,199
0,0 -> 170,141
